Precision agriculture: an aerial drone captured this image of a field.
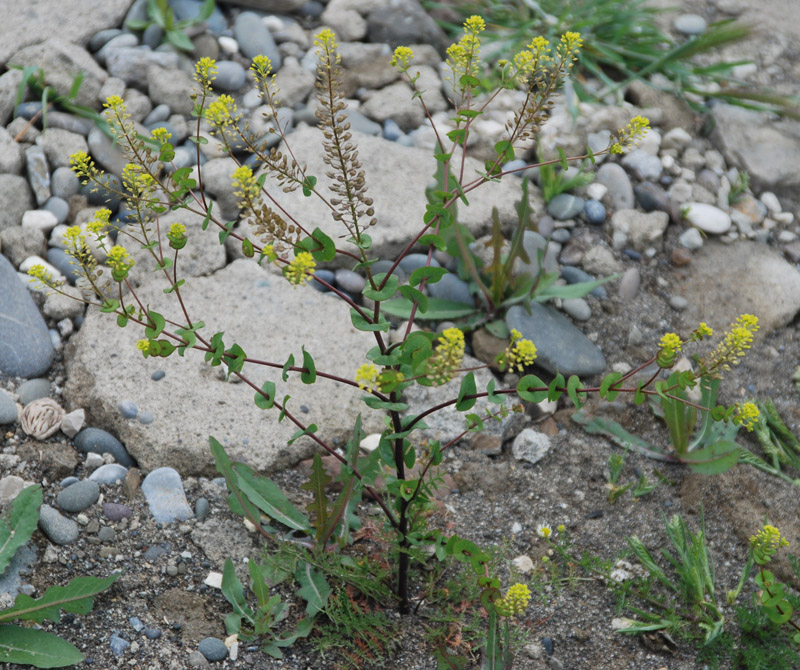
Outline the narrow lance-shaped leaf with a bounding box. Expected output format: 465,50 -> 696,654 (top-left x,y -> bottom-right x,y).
0,484 -> 41,575
300,454 -> 330,543
0,625 -> 84,668
294,562 -> 331,616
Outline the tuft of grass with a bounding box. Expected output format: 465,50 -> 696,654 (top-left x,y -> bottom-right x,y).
424,0 -> 800,118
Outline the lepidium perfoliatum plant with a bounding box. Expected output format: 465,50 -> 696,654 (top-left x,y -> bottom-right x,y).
29,15 -> 762,664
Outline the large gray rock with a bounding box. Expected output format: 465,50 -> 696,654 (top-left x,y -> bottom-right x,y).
251,126 -> 540,265
40,128 -> 89,170
678,242 -> 800,337
65,260 -> 386,474
0,175 -> 35,232
0,0 -> 131,65
9,39 -> 107,108
0,70 -> 25,128
711,104 -> 800,199
0,255 -> 55,378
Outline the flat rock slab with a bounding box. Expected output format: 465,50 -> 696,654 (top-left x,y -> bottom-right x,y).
65,259 -> 385,475
252,126 -> 540,265
0,0 -> 131,64
0,255 -> 54,378
676,241 -> 800,337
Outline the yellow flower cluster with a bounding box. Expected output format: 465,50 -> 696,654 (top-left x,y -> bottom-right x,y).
659,332 -> 682,352
733,402 -> 760,431
699,313 -> 759,374
446,15 -> 485,72
284,251 -> 316,287
390,46 -> 414,71
107,245 -> 135,281
610,115 -> 650,154
250,54 -> 273,77
497,329 -> 537,372
194,57 -> 218,90
750,524 -> 789,565
151,127 -> 172,144
355,362 -> 381,393
136,339 -> 152,356
69,150 -> 95,180
27,264 -> 61,289
232,165 -> 260,207
693,322 -> 714,340
86,208 -> 111,238
494,583 -> 531,617
427,328 -> 465,385
205,94 -> 238,127
557,31 -> 583,63
121,163 -> 157,200
167,222 -> 187,250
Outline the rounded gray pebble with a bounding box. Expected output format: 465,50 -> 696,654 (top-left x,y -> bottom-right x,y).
335,268 -> 366,293
311,268 -> 335,292
428,273 -> 473,305
38,505 -> 79,545
547,193 -> 584,220
144,103 -> 171,125
138,410 -> 154,425
50,167 -> 81,199
74,427 -> 134,467
213,60 -> 246,91
17,378 -> 51,405
198,637 -> 228,661
670,295 -> 688,310
0,392 -> 18,425
43,196 -> 70,224
674,13 -> 707,35
195,497 -> 210,522
583,199 -> 606,225
561,298 -> 592,321
118,400 -> 138,419
109,634 -> 130,656
56,479 -> 100,513
618,267 -> 640,301
399,253 -> 440,274
89,463 -> 129,485
60,476 -> 79,488
151,370 -> 166,381
47,248 -> 82,285
551,228 -> 571,244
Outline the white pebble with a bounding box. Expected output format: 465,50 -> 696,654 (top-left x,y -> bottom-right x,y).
359,434 -> 381,453
684,202 -> 731,234
262,15 -> 284,31
586,182 -> 607,201
204,572 -> 223,589
20,256 -> 65,282
511,555 -> 535,574
778,230 -> 798,243
759,191 -> 782,214
774,211 -> 794,225
22,210 -> 59,234
217,36 -> 239,55
679,227 -> 704,250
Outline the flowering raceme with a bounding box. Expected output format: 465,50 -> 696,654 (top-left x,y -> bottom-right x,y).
427,328 -> 466,385
283,252 -> 316,288
494,583 -> 531,617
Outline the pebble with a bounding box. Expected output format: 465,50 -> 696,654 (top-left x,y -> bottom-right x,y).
17,378 -> 51,405
670,296 -> 689,310
583,199 -> 606,225
512,429 -> 552,465
618,268 -> 640,301
0,255 -> 55,378
427,273 -> 473,305
671,247 -> 692,266
633,182 -> 670,213
547,193 -> 584,220
43,197 -> 70,225
56,479 -> 100,513
104,502 -> 132,521
151,370 -> 166,381
383,119 -> 404,142
0,391 -> 18,424
144,628 -> 162,640
90,464 -> 129,485
674,13 -> 707,35
399,254 -> 440,275
760,191 -> 782,214
596,163 -> 634,211
519,231 -> 560,276
109,634 -> 130,656
118,401 -> 139,419
505,303 -> 605,376
621,150 -> 662,180
234,12 -> 281,69
38,504 -> 79,545
141,468 -> 194,523
311,268 -> 335,292
51,167 -> 81,199
551,228 -> 571,244
74,428 -> 135,467
678,226 -> 703,250
212,60 -> 247,91
138,410 -> 154,425
198,637 -> 228,662
684,202 -> 731,234
561,266 -> 607,299
334,268 -> 366,293
97,526 -> 116,543
195,497 -> 210,522
561,298 -> 591,321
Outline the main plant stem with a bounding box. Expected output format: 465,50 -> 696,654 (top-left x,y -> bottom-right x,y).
390,403 -> 411,614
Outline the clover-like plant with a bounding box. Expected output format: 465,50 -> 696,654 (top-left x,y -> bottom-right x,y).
27,14 -> 765,664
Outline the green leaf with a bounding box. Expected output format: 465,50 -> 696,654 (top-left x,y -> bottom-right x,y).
198,0 -> 215,21
418,233 -> 447,251
99,299 -> 120,313
456,372 -> 477,411
300,454 -> 330,542
517,375 -> 548,403
0,485 -> 41,575
242,237 -> 254,258
0,574 -> 119,625
766,601 -> 794,624
0,625 -> 84,668
350,309 -> 390,332
409,266 -> 448,287
294,563 -> 331,616
175,321 -> 204,356
302,175 -> 317,197
223,343 -> 246,378
200,200 -> 213,229
300,346 -> 316,384
396,286 -> 429,313
567,375 -> 585,410
232,463 -> 310,532
219,220 -> 236,245
683,441 -> 740,475
486,378 -> 504,405
485,320 -> 509,339
362,396 -> 408,411
221,558 -> 252,626
459,74 -> 480,88
288,424 -> 317,445
548,373 -> 565,403
362,274 -> 399,301
447,128 -> 466,144
166,28 -> 195,52
571,411 -> 670,461
599,372 -> 623,401
533,275 -> 619,301
144,310 -> 165,339
282,353 -> 295,382
380,297 -> 476,320
254,381 -> 275,410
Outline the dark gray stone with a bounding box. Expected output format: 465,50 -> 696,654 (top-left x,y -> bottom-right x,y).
367,0 -> 449,54
311,268 -> 335,292
51,167 -> 81,199
561,266 -> 607,299
118,401 -> 139,419
583,199 -> 606,225
89,463 -> 129,485
0,175 -> 34,230
399,254 -> 440,275
74,427 -> 134,467
0,255 -> 54,377
195,497 -> 210,522
212,60 -> 247,92
634,182 -> 671,213
334,268 -> 366,293
45,112 -> 94,136
427,273 -> 473,305
89,28 -> 123,52
505,303 -> 606,376
38,504 -> 79,545
56,479 -> 100,513
43,197 -> 70,225
197,637 -> 228,662
171,0 -> 227,35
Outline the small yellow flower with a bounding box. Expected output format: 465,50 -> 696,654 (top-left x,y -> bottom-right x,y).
27,264 -> 61,288
232,165 -> 260,207
464,15 -> 486,34
205,94 -> 238,126
284,251 -> 316,287
250,54 -> 273,77
314,28 -> 338,51
494,583 -> 531,617
537,522 -> 552,539
427,327 -> 465,385
69,150 -> 95,178
557,524 -> 566,533
107,245 -> 135,281
610,115 -> 650,154
167,222 -> 187,250
497,329 -> 537,372
136,339 -> 152,356
86,208 -> 112,238
390,46 -> 414,70
103,95 -> 125,110
150,127 -> 172,144
659,333 -> 682,352
699,314 -> 759,374
733,402 -> 760,431
194,57 -> 218,89
355,363 -> 381,393
694,322 -> 713,340
750,524 -> 789,565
